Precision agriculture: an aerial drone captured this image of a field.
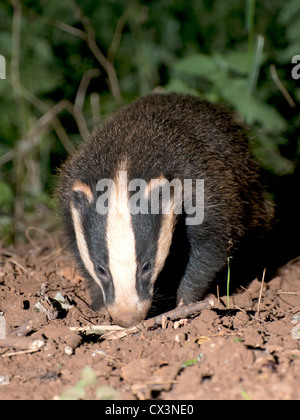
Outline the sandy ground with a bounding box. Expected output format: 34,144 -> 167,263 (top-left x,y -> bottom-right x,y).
0,238 -> 299,400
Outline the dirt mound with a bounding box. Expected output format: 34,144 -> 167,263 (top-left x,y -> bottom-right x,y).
0,239 -> 299,400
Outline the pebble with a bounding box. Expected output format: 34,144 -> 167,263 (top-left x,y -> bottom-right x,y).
0,375 -> 10,386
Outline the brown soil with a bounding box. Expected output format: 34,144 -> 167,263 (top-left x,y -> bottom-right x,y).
0,237 -> 299,400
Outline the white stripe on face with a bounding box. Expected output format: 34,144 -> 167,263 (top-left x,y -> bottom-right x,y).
144,176 -> 177,283
152,201 -> 176,283
70,202 -> 105,300
106,164 -> 139,313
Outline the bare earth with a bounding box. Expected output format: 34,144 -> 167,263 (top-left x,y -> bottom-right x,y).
0,237 -> 299,400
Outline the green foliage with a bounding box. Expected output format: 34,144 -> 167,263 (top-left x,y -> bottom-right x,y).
181,353 -> 203,368
0,0 -> 299,243
59,366 -> 120,400
166,47 -> 294,174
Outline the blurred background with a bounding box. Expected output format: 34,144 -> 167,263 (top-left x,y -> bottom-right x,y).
0,0 -> 299,264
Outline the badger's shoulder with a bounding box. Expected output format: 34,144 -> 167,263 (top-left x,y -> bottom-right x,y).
83,93 -> 248,168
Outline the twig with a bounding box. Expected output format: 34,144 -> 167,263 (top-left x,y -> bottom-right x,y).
24,226 -> 52,252
149,298 -> 214,325
51,118 -> 75,155
54,20 -> 86,40
107,10 -> 129,64
10,259 -> 28,273
69,300 -> 214,340
291,305 -> 300,314
235,305 -> 266,324
37,247 -> 65,268
55,3 -> 123,103
285,256 -> 300,266
0,336 -> 45,352
4,79 -> 75,155
256,268 -> 266,318
11,0 -> 26,228
74,69 -> 101,138
278,290 -> 300,296
90,92 -> 101,127
11,0 -> 24,131
16,85 -> 75,154
1,348 -> 42,358
25,99 -> 82,142
270,64 -> 296,108
0,149 -> 15,166
0,248 -> 19,258
75,69 -> 100,110
81,18 -> 123,103
69,325 -> 124,333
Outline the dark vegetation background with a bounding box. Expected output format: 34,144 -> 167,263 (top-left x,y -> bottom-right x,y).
0,0 -> 299,265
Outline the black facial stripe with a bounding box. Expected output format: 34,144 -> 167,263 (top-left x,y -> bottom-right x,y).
132,212 -> 162,301
80,206 -> 116,305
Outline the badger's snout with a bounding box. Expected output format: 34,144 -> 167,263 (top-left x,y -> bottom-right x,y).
107,300 -> 151,327
109,313 -> 143,328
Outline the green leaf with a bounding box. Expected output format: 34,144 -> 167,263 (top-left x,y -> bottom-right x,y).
254,134 -> 295,175
222,51 -> 252,75
174,53 -> 218,78
279,0 -> 300,24
286,17 -> 300,43
164,79 -> 199,96
181,353 -> 203,368
241,389 -> 252,400
80,366 -> 98,386
59,386 -> 86,401
96,386 -> 120,400
216,78 -> 287,132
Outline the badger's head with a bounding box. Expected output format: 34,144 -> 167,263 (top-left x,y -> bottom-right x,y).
67,167 -> 177,327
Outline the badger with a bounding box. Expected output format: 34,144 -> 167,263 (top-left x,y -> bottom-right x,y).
58,93 -> 273,327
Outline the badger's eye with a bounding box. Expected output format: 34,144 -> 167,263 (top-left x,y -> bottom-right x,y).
97,266 -> 107,276
142,262 -> 151,273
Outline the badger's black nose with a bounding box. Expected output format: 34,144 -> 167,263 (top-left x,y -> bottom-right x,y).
111,313 -> 144,328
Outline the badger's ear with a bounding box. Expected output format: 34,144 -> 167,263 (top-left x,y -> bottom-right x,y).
71,181 -> 94,209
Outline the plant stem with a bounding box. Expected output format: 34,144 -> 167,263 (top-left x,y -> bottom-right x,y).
248,34 -> 265,93
246,0 -> 256,55
227,256 -> 232,309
